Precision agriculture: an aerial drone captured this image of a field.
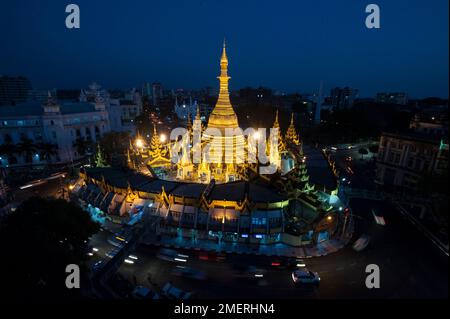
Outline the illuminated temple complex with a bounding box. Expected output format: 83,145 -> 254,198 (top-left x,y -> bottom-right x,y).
72,43 -> 342,247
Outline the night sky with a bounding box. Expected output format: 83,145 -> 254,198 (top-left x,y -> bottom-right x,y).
0,0 -> 448,98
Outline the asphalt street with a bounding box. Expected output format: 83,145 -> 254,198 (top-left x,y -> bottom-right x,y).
88,197 -> 448,299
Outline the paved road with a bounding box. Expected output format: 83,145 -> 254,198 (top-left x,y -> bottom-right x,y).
11,177 -> 67,203
105,198 -> 448,299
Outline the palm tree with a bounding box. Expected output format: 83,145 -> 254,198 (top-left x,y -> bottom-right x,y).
0,143 -> 16,157
0,134 -> 16,157
37,142 -> 58,163
17,137 -> 37,163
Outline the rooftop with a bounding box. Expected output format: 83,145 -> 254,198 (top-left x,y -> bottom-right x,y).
83,167 -> 288,203
0,100 -> 101,117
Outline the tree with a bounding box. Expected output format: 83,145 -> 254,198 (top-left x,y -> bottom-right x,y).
0,143 -> 17,158
94,144 -> 108,167
358,147 -> 369,159
17,136 -> 37,163
37,142 -> 58,163
0,197 -> 99,298
98,131 -> 130,164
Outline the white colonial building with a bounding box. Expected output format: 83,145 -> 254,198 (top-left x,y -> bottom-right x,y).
174,95 -> 198,121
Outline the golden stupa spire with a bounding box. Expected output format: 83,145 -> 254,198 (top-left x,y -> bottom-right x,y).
274,110 -> 280,128
206,40 -> 240,132
285,112 -> 300,146
272,109 -> 286,153
195,105 -> 201,121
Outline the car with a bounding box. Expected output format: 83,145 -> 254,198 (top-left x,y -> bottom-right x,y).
233,264 -> 265,279
130,285 -> 160,300
172,266 -> 207,280
108,235 -> 128,247
157,248 -> 189,262
91,260 -> 104,272
105,247 -> 121,258
353,234 -> 370,252
162,282 -> 192,300
372,208 -> 386,226
270,258 -> 305,270
291,269 -> 320,285
198,251 -> 226,262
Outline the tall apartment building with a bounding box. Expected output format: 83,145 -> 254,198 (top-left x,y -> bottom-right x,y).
0,76 -> 32,105
376,92 -> 408,105
329,87 -> 358,109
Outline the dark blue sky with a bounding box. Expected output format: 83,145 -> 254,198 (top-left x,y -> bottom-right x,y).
0,0 -> 448,98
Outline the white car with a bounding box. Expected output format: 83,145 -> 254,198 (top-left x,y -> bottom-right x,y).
353,234 -> 370,252
291,269 -> 320,285
372,208 -> 386,226
157,248 -> 188,262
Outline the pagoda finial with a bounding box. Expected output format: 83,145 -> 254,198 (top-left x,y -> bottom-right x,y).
195,105 -> 201,120
220,38 -> 228,65
274,109 -> 280,128
285,112 -> 300,146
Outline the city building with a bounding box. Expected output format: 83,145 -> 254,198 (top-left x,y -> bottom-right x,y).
152,82 -> 163,106
375,114 -> 449,190
174,95 -> 198,121
376,92 -> 408,105
329,87 -> 359,109
28,89 -> 57,103
0,76 -> 32,105
0,92 -> 111,166
81,83 -> 141,135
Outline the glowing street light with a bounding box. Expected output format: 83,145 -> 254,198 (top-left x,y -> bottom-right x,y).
327,215 -> 333,222
160,133 -> 167,143
135,138 -> 144,148
253,131 -> 261,140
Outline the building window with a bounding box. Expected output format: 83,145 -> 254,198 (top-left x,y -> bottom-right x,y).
252,217 -> 266,225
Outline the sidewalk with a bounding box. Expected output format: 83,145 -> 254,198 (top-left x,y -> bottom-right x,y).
141,217 -> 355,258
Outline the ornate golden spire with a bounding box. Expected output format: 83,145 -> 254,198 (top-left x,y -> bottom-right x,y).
272,110 -> 286,153
206,41 -> 240,132
285,112 -> 300,146
195,105 -> 201,121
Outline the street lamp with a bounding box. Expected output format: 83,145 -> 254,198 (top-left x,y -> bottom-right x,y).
160,133 -> 167,143
327,215 -> 333,222
135,138 -> 144,148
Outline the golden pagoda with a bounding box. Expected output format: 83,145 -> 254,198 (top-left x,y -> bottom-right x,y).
202,40 -> 246,180
285,113 -> 300,146
272,110 -> 286,153
147,125 -> 171,167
